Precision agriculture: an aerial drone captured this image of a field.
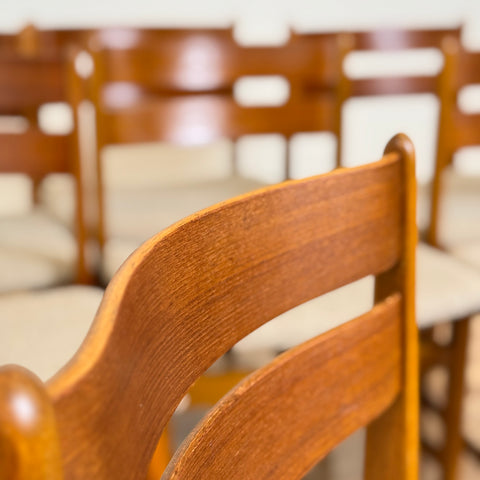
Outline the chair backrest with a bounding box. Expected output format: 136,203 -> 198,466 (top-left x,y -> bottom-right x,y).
89,28 -> 345,144
299,27 -> 460,169
0,26 -> 89,282
85,27 -> 349,246
0,133 -> 418,480
428,35 -> 480,245
347,26 -> 461,97
0,25 -> 89,121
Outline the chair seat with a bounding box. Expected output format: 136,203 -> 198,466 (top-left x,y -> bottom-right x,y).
232,243 -> 480,366
0,209 -> 78,292
437,169 -> 480,249
416,243 -> 480,327
101,176 -> 267,279
450,240 -> 480,271
0,285 -> 104,381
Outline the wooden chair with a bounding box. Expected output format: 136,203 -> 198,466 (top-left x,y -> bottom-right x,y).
426,34 -> 480,471
0,133 -> 418,480
305,28 -> 480,479
271,26 -> 480,480
0,31 -> 91,288
0,26 -> 103,394
82,28 -> 349,281
349,27 -> 461,97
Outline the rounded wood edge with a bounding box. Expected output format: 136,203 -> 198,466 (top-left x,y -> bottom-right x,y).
0,365 -> 63,480
384,133 -> 415,164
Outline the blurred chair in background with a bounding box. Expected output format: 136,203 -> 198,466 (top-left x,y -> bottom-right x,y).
0,25 -> 103,386
0,133 -> 418,480
428,34 -> 480,468
340,27 -> 480,479
83,28 -> 350,282
0,24 -> 91,288
301,26 -> 461,172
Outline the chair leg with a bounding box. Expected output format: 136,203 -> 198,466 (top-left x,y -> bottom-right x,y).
443,318 -> 469,480
420,317 -> 469,480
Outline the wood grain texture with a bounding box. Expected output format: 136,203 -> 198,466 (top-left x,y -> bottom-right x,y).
163,295 -> 402,480
44,149 -> 406,480
365,134 -> 418,480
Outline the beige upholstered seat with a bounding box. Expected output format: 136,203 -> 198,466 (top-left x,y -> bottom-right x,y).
416,243 -> 480,327
0,286 -> 104,381
451,242 -> 480,271
0,209 -> 78,293
0,172 -> 79,292
436,168 -> 480,250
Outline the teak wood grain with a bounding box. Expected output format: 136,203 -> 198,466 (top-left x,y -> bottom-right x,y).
0,134 -> 418,480
164,296 -> 402,479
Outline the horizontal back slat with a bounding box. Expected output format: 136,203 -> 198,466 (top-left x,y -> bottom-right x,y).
455,50 -> 480,87
99,94 -> 336,145
164,295 -> 402,480
92,30 -> 339,93
48,154 -> 404,480
0,57 -> 65,111
0,130 -> 71,181
453,111 -> 480,148
350,75 -> 439,96
352,27 -> 460,51
0,28 -> 87,57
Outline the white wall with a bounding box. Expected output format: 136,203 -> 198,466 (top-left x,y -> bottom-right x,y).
0,0 -> 473,40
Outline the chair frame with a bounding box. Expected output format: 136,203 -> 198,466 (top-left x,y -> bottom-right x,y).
0,134 -> 418,480
81,27 -> 350,252
0,29 -> 90,284
425,35 -> 480,477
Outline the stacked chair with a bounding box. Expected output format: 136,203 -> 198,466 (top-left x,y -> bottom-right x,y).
0,134 -> 419,480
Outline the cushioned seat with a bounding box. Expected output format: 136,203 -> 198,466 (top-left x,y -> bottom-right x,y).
436,169 -> 480,249
433,168 -> 480,293
0,209 -> 78,292
0,285 -> 104,381
416,243 -> 480,327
